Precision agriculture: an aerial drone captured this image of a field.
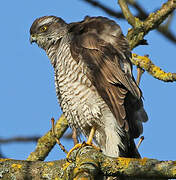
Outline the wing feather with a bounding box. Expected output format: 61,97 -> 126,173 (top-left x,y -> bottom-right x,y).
69,16 -> 144,136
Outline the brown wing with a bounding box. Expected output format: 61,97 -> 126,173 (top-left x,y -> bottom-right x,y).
69,16 -> 142,135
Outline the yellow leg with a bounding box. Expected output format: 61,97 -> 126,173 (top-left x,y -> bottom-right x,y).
87,126 -> 96,145
72,127 -> 78,145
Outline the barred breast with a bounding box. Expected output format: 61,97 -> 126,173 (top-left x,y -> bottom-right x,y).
47,35 -> 106,136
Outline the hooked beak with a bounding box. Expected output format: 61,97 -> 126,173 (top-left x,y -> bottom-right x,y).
30,34 -> 37,44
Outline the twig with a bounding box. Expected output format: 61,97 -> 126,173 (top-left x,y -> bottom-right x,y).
51,118 -> 68,154
27,114 -> 68,161
118,0 -> 138,27
136,67 -> 144,86
0,136 -> 39,144
126,0 -> 148,20
136,136 -> 144,149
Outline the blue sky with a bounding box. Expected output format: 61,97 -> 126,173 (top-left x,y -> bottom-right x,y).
0,0 -> 175,161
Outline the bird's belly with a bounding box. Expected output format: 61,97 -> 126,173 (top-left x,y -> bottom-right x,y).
59,77 -> 106,135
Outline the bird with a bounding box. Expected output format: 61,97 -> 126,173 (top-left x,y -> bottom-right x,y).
30,15 -> 148,179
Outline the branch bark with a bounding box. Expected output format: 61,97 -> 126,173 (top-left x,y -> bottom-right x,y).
1,146 -> 176,179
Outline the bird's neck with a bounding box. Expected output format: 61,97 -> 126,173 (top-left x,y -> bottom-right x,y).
46,33 -> 71,68
46,38 -> 62,67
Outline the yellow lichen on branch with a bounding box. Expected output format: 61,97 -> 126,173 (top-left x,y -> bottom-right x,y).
117,157 -> 131,168
132,53 -> 176,82
11,163 -> 22,169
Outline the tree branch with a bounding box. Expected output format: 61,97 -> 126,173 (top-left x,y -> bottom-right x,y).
1,146 -> 176,179
27,114 -> 68,161
118,0 -> 137,26
0,136 -> 39,144
125,0 -> 176,49
132,53 -> 176,82
144,0 -> 176,34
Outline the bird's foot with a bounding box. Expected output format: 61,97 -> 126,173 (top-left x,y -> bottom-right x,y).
66,141 -> 100,160
66,143 -> 83,160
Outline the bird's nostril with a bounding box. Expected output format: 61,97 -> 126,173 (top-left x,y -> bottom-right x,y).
30,35 -> 37,44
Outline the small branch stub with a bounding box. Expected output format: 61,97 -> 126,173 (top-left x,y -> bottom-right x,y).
51,117 -> 68,154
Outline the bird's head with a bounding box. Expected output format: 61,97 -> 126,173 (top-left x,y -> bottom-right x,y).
30,16 -> 67,50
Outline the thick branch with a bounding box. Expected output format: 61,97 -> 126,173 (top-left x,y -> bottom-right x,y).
1,146 -> 176,179
0,158 -> 66,179
27,114 -> 68,161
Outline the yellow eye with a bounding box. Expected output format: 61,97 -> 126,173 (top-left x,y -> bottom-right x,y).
40,26 -> 48,32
